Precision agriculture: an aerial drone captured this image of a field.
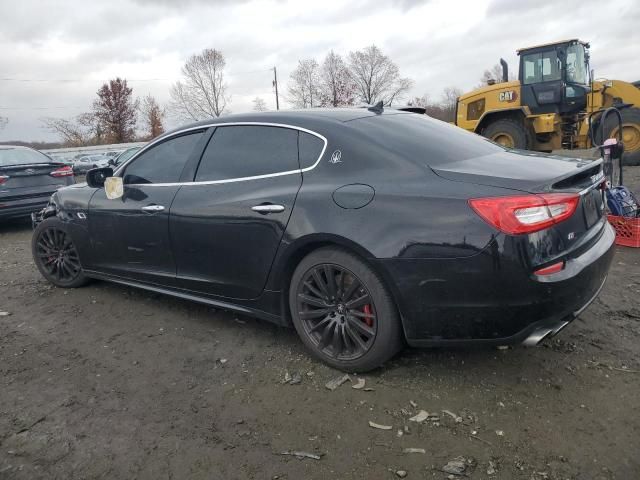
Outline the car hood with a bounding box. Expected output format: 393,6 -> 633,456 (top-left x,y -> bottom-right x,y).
431,149 -> 602,193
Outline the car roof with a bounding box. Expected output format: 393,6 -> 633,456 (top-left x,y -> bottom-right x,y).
0,145 -> 33,151
161,107 -> 413,139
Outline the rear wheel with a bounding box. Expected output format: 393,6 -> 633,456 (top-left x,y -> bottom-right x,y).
32,217 -> 89,288
289,247 -> 403,372
482,118 -> 531,150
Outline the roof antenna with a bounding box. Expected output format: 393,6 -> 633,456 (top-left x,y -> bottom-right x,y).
367,101 -> 384,114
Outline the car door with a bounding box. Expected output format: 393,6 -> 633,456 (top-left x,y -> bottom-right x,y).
170,124 -> 312,300
86,130 -> 208,285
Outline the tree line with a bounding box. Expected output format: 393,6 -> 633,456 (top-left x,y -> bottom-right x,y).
31,46 -> 508,146
41,79 -> 165,147
285,46 -> 413,109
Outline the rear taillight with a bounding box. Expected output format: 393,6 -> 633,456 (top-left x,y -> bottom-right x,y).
50,166 -> 74,177
468,193 -> 580,235
0,175 -> 8,185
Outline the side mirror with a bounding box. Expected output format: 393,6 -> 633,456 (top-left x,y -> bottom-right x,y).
86,167 -> 114,188
104,177 -> 124,200
107,158 -> 115,166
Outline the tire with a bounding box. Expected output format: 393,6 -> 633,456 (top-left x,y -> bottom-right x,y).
482,118 -> 531,150
601,108 -> 640,167
289,247 -> 403,372
32,216 -> 89,288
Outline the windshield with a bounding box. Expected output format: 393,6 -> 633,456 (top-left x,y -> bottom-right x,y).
566,43 -> 588,85
0,148 -> 52,167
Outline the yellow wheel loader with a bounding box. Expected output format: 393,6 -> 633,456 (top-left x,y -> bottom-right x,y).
454,39 -> 640,165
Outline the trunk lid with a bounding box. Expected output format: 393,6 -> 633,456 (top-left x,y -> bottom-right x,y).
0,162 -> 71,199
432,149 -> 607,263
431,149 -> 603,193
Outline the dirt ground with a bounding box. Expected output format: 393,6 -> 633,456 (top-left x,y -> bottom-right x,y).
1,168 -> 639,480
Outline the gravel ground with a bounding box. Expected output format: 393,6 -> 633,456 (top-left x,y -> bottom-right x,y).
0,167 -> 639,480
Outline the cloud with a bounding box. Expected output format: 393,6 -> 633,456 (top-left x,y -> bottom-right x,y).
0,0 -> 638,142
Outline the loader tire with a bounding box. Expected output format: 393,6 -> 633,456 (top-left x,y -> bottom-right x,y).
482,118 -> 531,150
601,108 -> 640,166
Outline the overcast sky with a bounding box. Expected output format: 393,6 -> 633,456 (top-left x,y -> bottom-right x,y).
1,0 -> 638,142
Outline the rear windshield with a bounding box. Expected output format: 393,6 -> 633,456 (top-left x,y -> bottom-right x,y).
0,148 -> 52,167
350,113 -> 504,166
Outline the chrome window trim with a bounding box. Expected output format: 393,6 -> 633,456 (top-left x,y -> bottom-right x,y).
114,122 -> 328,187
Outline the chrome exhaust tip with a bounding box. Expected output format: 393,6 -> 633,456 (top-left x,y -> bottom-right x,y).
522,327 -> 554,347
522,320 -> 571,347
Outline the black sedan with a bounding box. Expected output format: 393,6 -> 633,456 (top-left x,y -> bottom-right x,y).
0,145 -> 75,221
30,108 -> 615,371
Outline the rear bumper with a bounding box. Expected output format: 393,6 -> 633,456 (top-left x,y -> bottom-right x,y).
377,221 -> 616,345
0,195 -> 52,220
520,273 -> 606,346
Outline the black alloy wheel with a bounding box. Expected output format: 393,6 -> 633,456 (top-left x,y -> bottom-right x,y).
290,247 -> 403,372
32,217 -> 88,288
36,227 -> 81,281
296,264 -> 377,361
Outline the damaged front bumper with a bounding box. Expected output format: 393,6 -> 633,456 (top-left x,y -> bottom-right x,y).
31,203 -> 56,229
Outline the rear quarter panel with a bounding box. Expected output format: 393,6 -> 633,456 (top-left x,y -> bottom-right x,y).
267,125 -> 513,293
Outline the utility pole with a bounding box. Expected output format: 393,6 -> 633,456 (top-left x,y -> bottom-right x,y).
272,66 -> 280,110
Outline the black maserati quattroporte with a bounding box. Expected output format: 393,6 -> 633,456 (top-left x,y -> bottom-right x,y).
31,107 -> 615,371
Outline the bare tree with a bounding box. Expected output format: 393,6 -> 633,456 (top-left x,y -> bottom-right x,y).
405,94 -> 451,121
93,78 -> 138,143
41,114 -> 98,146
139,94 -> 165,140
170,48 -> 229,121
477,63 -> 514,87
0,116 -> 7,132
319,51 -> 356,107
408,94 -> 431,108
347,45 -> 413,105
287,59 -> 321,108
439,87 -> 463,122
252,97 -> 268,111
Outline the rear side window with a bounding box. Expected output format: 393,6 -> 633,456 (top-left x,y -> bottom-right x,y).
123,132 -> 204,184
350,113 -> 504,166
298,132 -> 325,169
195,126 -> 299,181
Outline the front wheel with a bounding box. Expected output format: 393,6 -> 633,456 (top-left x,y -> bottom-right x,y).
289,247 -> 403,372
32,217 -> 89,288
482,118 -> 531,150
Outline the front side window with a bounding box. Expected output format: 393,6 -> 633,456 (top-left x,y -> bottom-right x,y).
123,131 -> 204,184
566,44 -> 588,85
522,50 -> 561,84
195,126 -> 299,182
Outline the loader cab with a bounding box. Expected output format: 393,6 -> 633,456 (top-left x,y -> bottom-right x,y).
518,39 -> 590,115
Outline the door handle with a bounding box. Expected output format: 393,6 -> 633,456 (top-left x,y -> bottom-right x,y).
251,204 -> 285,214
141,205 -> 165,213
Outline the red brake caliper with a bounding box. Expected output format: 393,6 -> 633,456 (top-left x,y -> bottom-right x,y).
363,304 -> 373,327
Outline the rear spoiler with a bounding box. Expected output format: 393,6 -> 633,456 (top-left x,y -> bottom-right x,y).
395,106 -> 426,114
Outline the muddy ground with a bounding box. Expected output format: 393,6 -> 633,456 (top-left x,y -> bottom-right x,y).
1,168 -> 639,480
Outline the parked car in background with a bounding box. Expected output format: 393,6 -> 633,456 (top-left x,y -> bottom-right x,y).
109,146 -> 141,168
72,154 -> 110,175
0,145 -> 74,220
44,153 -> 74,166
31,108 -> 615,371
